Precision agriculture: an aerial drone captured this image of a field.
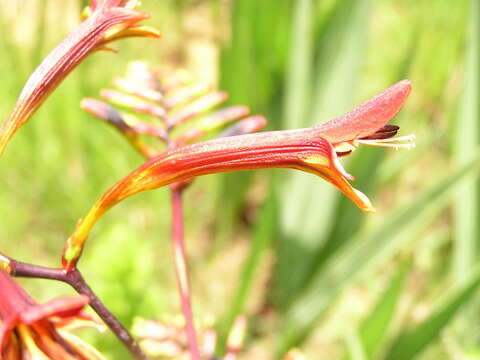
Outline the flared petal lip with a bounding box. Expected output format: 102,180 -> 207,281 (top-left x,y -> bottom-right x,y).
20,295 -> 89,325
301,139 -> 375,214
0,294 -> 90,352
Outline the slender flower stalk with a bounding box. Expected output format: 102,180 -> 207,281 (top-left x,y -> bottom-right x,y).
0,0 -> 160,156
63,79 -> 413,271
171,189 -> 202,360
174,105 -> 251,145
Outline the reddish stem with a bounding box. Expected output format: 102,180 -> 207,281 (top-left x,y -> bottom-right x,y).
170,188 -> 201,360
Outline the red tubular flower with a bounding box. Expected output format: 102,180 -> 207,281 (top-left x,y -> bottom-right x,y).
63,80 -> 413,270
0,270 -> 104,359
0,0 -> 160,156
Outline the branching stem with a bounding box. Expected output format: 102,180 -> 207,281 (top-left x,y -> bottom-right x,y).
3,254 -> 147,360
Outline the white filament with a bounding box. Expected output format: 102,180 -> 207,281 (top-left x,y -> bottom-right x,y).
354,134 -> 416,150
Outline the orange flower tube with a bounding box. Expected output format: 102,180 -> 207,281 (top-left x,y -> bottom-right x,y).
63,80 -> 413,270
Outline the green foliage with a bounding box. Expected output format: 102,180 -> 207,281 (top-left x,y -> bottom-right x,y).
278,153 -> 480,354
354,260 -> 411,359
453,0 -> 479,297
386,267 -> 480,360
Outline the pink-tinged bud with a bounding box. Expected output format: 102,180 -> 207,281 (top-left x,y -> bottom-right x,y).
0,270 -> 105,359
219,115 -> 267,138
168,91 -> 228,128
62,81 -> 414,270
0,1 -> 160,156
100,89 -> 166,119
165,83 -> 210,109
81,98 -> 133,134
114,77 -> 164,102
159,69 -> 196,92
81,98 -> 161,158
174,105 -> 250,145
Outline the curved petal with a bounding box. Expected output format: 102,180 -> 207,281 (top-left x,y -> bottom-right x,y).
0,316 -> 18,352
20,295 -> 89,325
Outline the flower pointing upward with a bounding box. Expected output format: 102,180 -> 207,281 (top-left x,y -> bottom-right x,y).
63,80 -> 413,270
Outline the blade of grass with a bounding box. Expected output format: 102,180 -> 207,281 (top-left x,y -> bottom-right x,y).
277,152 -> 480,355
282,0 -> 314,130
273,0 -> 316,309
453,0 -> 479,284
385,266 -> 480,360
350,259 -> 411,359
345,327 -> 368,360
451,0 -> 480,345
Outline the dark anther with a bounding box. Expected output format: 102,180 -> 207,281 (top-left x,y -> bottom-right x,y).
360,125 -> 399,140
336,150 -> 353,157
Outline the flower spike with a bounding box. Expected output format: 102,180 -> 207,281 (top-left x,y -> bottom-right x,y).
0,1 -> 160,156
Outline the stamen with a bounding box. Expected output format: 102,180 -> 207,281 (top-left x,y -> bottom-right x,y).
360,125 -> 399,140
0,254 -> 10,264
354,134 -> 416,150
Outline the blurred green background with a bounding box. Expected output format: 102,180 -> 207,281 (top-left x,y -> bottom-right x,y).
1,0 -> 479,359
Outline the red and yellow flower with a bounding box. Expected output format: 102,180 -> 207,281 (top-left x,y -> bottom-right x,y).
0,269 -> 104,359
